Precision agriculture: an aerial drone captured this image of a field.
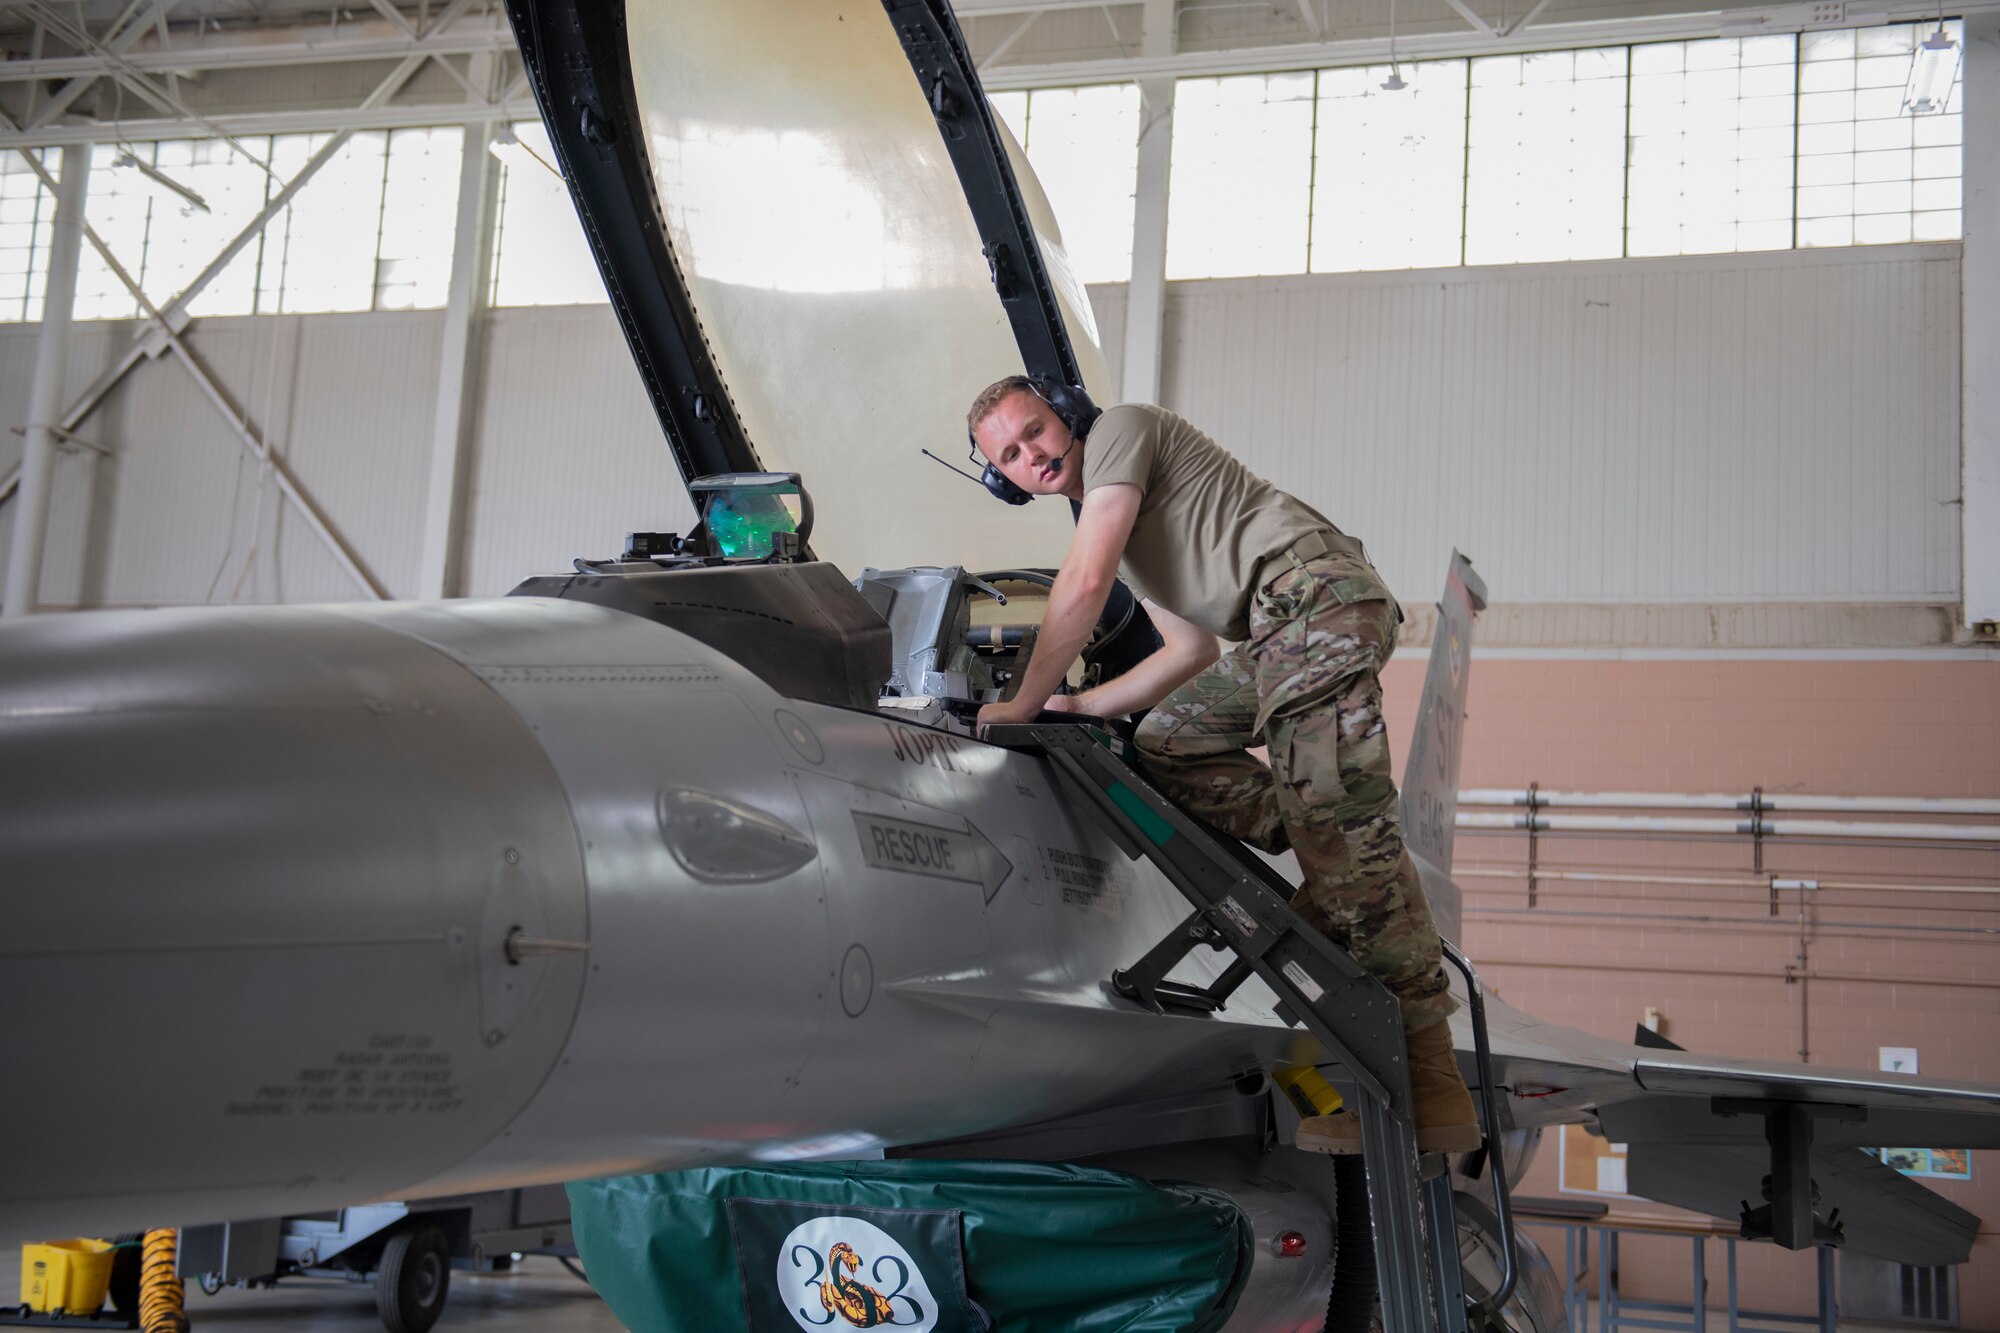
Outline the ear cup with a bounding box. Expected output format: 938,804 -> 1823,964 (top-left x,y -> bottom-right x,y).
1027,375 -> 1102,440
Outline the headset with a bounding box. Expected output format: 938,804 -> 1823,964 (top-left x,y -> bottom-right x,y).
964,375 -> 1102,506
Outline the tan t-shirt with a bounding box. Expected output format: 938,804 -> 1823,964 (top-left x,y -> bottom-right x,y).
1081,403 -> 1362,641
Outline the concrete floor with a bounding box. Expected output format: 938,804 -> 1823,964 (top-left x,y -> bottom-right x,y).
2,1251 -> 621,1333
0,1246 -> 1928,1332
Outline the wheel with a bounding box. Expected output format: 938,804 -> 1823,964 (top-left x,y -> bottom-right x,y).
1453,1192 -> 1570,1333
374,1226 -> 451,1333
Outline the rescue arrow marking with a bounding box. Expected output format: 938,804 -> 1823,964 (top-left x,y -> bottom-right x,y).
851,812 -> 1012,902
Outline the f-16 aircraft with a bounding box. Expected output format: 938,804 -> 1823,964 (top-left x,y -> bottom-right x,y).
3,1 -> 1997,1330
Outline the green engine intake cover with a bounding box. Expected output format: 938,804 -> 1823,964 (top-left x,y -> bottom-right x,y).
567,1159 -> 1251,1332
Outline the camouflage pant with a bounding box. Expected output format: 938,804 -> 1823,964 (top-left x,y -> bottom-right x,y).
1133,557 -> 1454,1032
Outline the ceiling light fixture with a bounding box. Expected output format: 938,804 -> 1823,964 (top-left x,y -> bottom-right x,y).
488,126 -> 564,180
1383,0 -> 1408,91
1902,23 -> 1959,115
112,151 -> 210,215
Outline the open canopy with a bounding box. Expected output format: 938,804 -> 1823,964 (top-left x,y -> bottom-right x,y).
507,0 -> 1114,575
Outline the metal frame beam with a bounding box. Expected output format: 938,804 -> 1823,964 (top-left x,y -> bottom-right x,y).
1965,12 -> 1999,628
952,0 -> 1140,14
1120,0 -> 1174,405
20,0 -> 176,130
983,0 -> 2000,85
979,12 -> 1043,70
414,51 -> 501,600
1441,0 -> 1498,39
1,142 -> 87,617
363,0 -> 419,41
6,145 -> 388,601
0,97 -> 537,148
48,54 -> 428,439
1503,0 -> 1560,38
0,40 -> 437,603
0,13 -> 513,84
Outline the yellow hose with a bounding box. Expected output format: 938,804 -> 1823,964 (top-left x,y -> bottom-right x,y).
137,1229 -> 189,1333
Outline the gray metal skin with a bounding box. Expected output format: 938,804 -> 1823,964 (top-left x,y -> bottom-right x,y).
0,592 -> 1315,1238
6,562 -> 2000,1316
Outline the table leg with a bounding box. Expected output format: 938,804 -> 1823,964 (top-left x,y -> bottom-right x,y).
1606,1229 -> 1619,1333
1727,1238 -> 1740,1333
1693,1236 -> 1707,1333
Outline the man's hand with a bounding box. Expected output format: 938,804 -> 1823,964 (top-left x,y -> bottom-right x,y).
976,697 -> 1043,732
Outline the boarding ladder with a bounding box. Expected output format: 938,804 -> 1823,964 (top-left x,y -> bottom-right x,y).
985,722 -> 1519,1333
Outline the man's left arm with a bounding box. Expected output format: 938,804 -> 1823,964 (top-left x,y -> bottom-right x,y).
977,482 -> 1142,730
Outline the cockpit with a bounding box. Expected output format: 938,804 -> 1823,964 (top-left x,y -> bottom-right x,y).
511,472 -> 1159,735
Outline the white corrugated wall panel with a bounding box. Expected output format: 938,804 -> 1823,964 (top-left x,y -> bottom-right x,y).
0,313 -> 442,608
1159,245 -> 1962,606
0,246 -> 1963,613
21,313 -> 444,607
461,305 -> 694,598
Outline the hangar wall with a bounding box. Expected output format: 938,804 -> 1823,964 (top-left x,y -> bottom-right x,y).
1379,655 -> 2000,1325
1089,243 -> 1964,613
0,306 -> 694,608
0,244 -> 1963,621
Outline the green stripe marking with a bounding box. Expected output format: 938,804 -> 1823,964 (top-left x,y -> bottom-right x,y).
1109,781 -> 1176,847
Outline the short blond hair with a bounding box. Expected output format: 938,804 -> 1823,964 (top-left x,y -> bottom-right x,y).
966,375 -> 1040,436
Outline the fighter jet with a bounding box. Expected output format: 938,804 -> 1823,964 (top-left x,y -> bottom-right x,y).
3,2 -> 1996,1331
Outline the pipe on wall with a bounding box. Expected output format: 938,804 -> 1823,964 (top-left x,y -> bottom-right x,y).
1460,789 -> 2000,817
1457,812 -> 2000,843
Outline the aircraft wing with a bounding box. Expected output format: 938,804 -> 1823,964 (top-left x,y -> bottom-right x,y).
1451,993 -> 2000,1265
1472,997 -> 2000,1151
1629,1140 -> 1977,1267
1397,552 -> 1999,1268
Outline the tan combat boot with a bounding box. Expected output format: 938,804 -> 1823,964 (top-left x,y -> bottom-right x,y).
1294,1020 -> 1483,1156
1406,1018 -> 1482,1153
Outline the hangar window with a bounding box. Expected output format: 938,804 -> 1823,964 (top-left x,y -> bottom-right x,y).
1167,71 -> 1318,279
143,137 -> 288,317
1464,47 -> 1630,266
1309,59 -> 1469,274
55,129 -> 465,322
374,127 -> 465,311
0,150 -> 55,323
256,132 -> 390,314
1795,20 -> 1963,247
1625,35 -> 1799,257
987,84 -> 1142,286
70,142 -> 173,320
489,121 -> 609,307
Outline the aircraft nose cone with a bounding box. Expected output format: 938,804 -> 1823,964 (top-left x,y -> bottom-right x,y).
0,606 -> 588,1243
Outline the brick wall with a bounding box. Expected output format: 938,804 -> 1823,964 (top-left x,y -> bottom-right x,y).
1380,655 -> 2000,1327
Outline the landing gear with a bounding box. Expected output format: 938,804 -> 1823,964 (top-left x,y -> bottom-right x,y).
374,1226 -> 450,1333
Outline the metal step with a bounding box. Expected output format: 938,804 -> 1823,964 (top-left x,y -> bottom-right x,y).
985,721 -> 1464,1333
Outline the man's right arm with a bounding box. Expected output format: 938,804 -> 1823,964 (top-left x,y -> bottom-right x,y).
1057,600 -> 1220,720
